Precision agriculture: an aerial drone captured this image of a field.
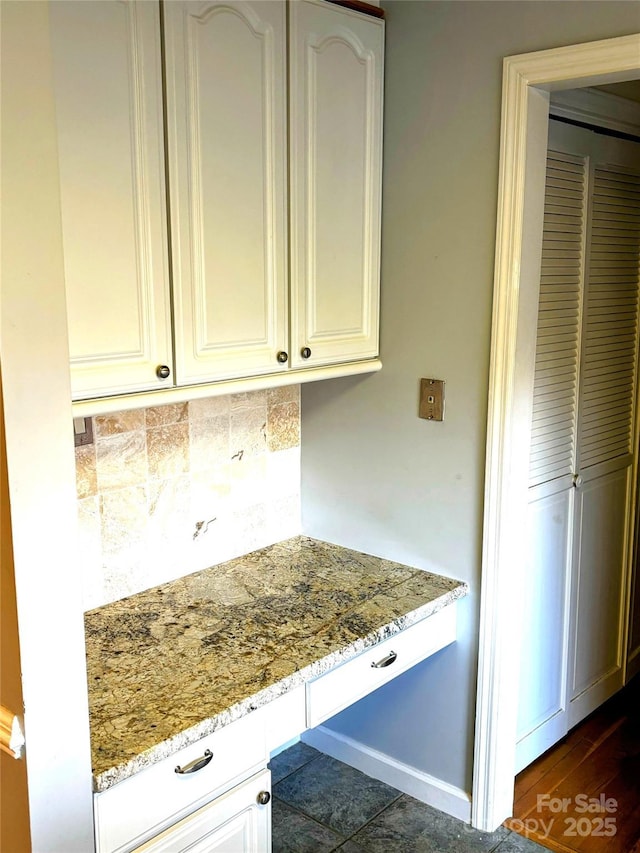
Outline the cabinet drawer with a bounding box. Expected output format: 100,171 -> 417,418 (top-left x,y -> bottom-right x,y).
306,606 -> 457,728
95,712 -> 267,853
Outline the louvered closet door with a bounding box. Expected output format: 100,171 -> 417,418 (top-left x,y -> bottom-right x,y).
529,151 -> 585,492
517,117 -> 640,773
516,150 -> 586,773
569,143 -> 640,728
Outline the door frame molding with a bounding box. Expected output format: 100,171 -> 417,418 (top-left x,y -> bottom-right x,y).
472,33 -> 640,832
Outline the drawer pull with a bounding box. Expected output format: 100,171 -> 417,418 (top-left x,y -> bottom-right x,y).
175,748 -> 213,775
371,650 -> 397,669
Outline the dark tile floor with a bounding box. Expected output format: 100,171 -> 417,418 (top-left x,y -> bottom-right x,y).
269,742 -> 549,853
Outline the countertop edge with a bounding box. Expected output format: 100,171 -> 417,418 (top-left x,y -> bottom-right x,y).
93,580 -> 468,793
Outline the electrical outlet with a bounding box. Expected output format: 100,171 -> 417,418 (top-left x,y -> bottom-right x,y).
419,378 -> 445,421
73,416 -> 94,447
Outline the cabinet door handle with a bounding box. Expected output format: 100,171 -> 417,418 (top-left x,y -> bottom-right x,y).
371,650 -> 397,669
175,748 -> 213,775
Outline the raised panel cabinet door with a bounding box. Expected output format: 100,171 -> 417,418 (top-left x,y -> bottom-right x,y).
289,0 -> 384,369
131,770 -> 271,853
50,0 -> 173,400
164,0 -> 288,384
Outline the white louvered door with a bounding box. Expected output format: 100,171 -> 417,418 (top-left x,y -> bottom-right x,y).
569,148 -> 640,727
516,148 -> 585,772
516,118 -> 640,772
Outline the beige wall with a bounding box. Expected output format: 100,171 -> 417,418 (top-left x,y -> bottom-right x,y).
0,374 -> 31,853
301,0 -> 640,794
76,387 -> 301,609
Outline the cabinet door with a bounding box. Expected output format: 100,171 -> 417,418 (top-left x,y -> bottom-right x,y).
164,0 -> 289,385
289,0 -> 384,369
132,770 -> 271,853
50,0 -> 173,400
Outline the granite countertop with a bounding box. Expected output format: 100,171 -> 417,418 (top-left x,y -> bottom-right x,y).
85,536 -> 468,792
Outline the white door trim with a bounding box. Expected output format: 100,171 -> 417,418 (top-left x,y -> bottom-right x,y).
472,33 -> 640,833
1,2 -> 95,848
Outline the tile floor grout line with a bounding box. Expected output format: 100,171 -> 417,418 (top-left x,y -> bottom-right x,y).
272,750 -> 406,848
273,747 -> 553,852
269,749 -> 322,786
273,784 -> 404,849
271,794 -> 349,847
336,790 -> 405,847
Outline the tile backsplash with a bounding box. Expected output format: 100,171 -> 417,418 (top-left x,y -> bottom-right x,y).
75,386 -> 301,610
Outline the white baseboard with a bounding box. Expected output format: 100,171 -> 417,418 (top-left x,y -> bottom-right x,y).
301,725 -> 472,823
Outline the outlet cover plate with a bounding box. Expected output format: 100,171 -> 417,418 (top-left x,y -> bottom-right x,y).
73,416 -> 94,447
419,378 -> 445,421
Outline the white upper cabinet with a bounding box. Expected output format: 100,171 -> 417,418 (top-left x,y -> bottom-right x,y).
163,0 -> 289,384
51,1 -> 173,401
289,0 -> 384,369
53,0 -> 384,405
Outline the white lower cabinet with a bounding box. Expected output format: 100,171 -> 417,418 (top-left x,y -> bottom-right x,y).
131,770 -> 271,853
94,712 -> 267,853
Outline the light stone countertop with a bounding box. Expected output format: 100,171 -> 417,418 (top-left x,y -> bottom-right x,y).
85,536 -> 468,792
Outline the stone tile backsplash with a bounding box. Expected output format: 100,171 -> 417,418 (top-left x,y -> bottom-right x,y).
75,386 -> 301,610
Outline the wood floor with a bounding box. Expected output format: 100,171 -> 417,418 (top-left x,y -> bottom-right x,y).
505,675 -> 640,853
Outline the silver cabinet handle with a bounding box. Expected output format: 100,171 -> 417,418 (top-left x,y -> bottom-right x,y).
371,650 -> 398,669
175,748 -> 213,775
